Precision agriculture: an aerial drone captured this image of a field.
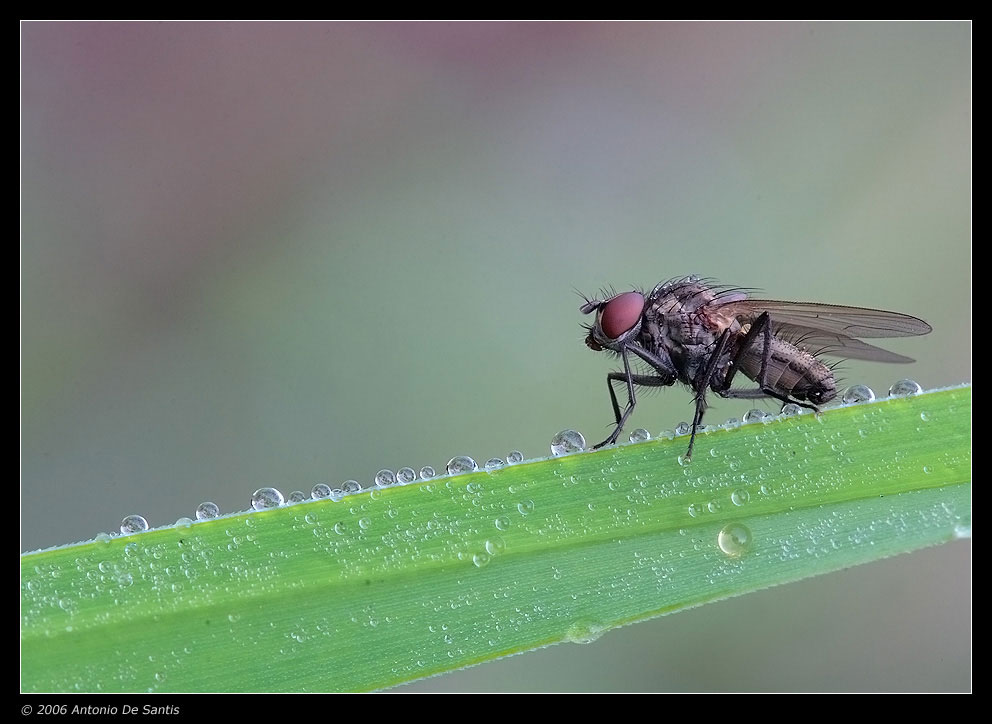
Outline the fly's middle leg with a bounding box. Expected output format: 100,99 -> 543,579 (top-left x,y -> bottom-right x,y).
685,329 -> 732,461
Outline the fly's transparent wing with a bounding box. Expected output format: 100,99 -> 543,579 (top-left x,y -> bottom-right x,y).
722,300 -> 932,338
772,323 -> 917,363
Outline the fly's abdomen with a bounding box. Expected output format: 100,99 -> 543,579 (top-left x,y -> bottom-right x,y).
737,336 -> 837,405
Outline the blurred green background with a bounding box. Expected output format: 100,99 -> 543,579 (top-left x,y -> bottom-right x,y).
21,22 -> 970,691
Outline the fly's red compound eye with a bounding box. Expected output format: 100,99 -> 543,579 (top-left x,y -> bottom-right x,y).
600,291 -> 644,339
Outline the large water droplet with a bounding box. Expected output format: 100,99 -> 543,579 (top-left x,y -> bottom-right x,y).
120,515 -> 149,534
342,480 -> 362,494
506,450 -> 523,464
374,470 -> 397,488
888,379 -> 922,397
396,467 -> 417,484
251,487 -> 284,510
629,428 -> 650,443
195,502 -> 220,520
717,523 -> 752,557
419,466 -> 436,480
485,537 -> 506,555
287,491 -> 306,503
842,385 -> 876,404
485,458 -> 506,471
551,430 -> 585,456
311,483 -> 332,500
780,403 -> 803,416
565,620 -> 607,645
447,456 -> 479,475
674,421 -> 691,436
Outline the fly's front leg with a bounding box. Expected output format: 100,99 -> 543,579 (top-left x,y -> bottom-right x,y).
594,345 -> 676,450
594,349 -> 637,449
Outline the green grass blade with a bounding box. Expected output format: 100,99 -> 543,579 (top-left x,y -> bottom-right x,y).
21,385 -> 971,692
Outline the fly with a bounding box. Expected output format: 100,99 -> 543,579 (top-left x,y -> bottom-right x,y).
580,276 -> 932,460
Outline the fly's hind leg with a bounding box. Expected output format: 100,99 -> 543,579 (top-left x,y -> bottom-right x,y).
715,312 -> 819,412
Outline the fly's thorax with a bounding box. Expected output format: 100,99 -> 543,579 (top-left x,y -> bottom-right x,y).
648,279 -> 719,316
736,335 -> 837,404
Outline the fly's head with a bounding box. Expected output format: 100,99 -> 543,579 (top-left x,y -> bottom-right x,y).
580,291 -> 646,354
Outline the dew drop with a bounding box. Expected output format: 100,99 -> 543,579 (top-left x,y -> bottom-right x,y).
311,483 -> 332,500
374,469 -> 397,488
780,403 -> 803,416
724,417 -> 741,429
120,515 -> 149,535
506,450 -> 523,464
923,465 -> 933,474
396,467 -> 417,484
717,523 -> 752,557
485,537 -> 506,555
687,502 -> 701,518
566,620 -> 607,645
342,480 -> 362,494
920,411 -> 931,422
472,552 -> 490,568
358,517 -> 371,530
485,458 -> 506,471
888,379 -> 922,397
674,421 -> 691,436
517,500 -> 534,516
842,385 -> 876,404
419,466 -> 436,480
447,456 -> 478,475
287,490 -> 307,503
629,428 -> 651,443
743,409 -> 771,423
550,430 -> 585,456
707,500 -> 721,513
195,502 -> 220,520
731,489 -> 750,506
494,516 -> 511,531
251,487 -> 284,510
175,517 -> 193,528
